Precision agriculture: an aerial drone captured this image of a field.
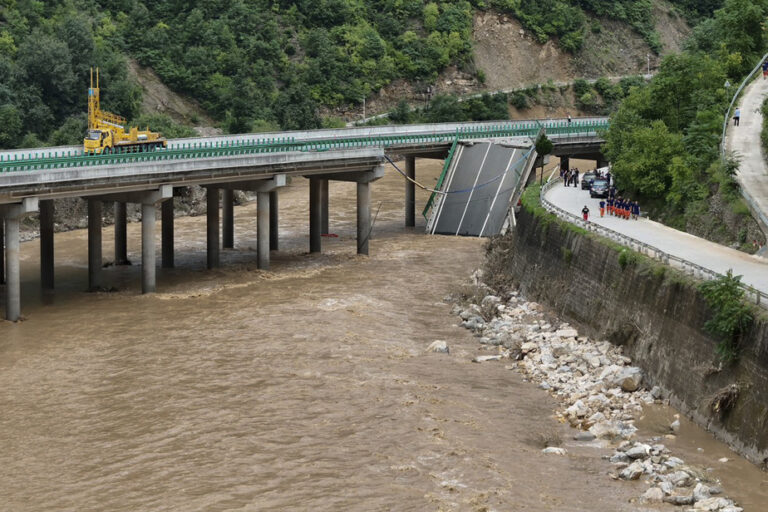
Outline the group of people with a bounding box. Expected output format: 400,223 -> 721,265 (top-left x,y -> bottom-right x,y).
599,196 -> 640,220
561,167 -> 580,187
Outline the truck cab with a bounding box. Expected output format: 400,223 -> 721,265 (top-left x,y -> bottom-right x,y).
84,129 -> 113,155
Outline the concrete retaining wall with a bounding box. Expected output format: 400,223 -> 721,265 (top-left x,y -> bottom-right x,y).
498,207 -> 768,466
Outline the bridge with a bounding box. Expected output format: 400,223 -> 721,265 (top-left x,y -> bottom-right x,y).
0,117 -> 607,321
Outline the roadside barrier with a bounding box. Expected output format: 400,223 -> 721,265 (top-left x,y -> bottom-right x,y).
540,177 -> 768,308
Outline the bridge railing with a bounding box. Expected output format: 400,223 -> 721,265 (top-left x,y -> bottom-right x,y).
0,119 -> 608,174
540,177 -> 768,308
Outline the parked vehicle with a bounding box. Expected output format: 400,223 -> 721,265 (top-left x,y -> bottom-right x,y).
581,171 -> 597,190
590,179 -> 609,198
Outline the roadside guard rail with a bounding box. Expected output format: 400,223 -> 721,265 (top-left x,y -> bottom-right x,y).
540,177 -> 768,308
721,52 -> 768,236
0,119 -> 608,174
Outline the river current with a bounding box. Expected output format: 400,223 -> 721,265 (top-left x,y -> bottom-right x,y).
0,160 -> 765,511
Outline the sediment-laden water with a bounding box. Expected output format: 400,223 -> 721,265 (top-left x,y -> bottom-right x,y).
0,160 -> 765,511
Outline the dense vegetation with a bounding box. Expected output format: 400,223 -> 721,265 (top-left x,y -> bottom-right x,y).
603,0 -> 767,248
0,0 -> 718,148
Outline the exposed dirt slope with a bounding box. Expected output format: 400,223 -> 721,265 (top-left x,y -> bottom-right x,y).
126,60 -> 222,136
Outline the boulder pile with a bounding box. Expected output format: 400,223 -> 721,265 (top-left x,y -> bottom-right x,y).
452,287 -> 742,511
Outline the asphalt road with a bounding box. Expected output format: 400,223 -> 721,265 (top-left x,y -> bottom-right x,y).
545,181 -> 768,295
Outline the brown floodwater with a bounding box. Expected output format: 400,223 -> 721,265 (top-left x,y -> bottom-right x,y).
0,159 -> 764,511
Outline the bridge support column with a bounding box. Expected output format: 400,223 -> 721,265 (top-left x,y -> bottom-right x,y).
40,199 -> 54,289
0,219 -> 4,285
405,156 -> 415,227
1,198 -> 38,321
321,179 -> 329,234
309,177 -> 322,253
357,181 -> 371,255
222,189 -> 234,249
114,202 -> 129,265
207,186 -> 220,269
560,156 -> 570,172
162,198 -> 174,268
257,192 -> 270,270
270,190 -> 279,251
141,202 -> 156,294
216,176 -> 285,268
597,156 -> 609,169
88,199 -> 103,291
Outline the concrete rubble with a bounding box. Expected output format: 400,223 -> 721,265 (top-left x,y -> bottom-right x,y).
452,284 -> 743,511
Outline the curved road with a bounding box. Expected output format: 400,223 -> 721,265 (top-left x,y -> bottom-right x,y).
727,73 -> 768,233
544,181 -> 768,295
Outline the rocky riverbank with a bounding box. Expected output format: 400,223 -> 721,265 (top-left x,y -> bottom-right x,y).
445,271 -> 745,511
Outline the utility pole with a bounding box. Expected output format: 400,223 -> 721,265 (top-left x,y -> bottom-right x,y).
647,54 -> 650,75
362,96 -> 366,121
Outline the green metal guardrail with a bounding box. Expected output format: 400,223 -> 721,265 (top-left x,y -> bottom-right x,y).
0,120 -> 609,174
422,136 -> 460,218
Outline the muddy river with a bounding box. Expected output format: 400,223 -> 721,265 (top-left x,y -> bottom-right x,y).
0,159 -> 765,511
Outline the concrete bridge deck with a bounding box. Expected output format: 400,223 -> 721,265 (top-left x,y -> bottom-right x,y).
0,118 -> 607,321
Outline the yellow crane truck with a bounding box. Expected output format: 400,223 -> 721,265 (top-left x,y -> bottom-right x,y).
84,68 -> 167,155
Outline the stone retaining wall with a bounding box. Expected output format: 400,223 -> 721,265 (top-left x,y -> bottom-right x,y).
498,207 -> 768,466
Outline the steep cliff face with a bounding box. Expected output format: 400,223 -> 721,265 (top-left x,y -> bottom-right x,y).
493,207 -> 768,465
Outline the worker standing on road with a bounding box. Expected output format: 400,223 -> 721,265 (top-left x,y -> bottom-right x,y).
632,201 -> 640,220
574,169 -> 580,188
762,58 -> 768,79
599,199 -> 606,217
582,205 -> 590,221
734,107 -> 741,126
607,197 -> 613,216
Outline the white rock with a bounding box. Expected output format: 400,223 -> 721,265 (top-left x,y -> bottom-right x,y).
659,481 -> 675,495
619,461 -> 644,480
693,483 -> 711,501
541,447 -> 567,455
650,385 -> 663,399
427,340 -> 449,354
610,367 -> 643,392
718,457 -> 729,463
566,400 -> 588,418
671,419 -> 681,432
556,328 -> 578,339
521,342 -> 538,354
694,497 -> 733,511
626,443 -> 651,459
641,487 -> 664,503
473,355 -> 502,363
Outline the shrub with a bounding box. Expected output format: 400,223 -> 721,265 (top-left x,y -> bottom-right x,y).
618,249 -> 638,269
511,91 -> 529,110
698,270 -> 753,362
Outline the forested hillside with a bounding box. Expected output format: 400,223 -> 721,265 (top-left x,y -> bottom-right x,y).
604,0 -> 768,249
0,0 -> 710,148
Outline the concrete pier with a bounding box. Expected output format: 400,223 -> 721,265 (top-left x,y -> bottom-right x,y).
222,188 -> 234,249
309,177 -> 322,253
88,199 -> 102,291
270,190 -> 278,251
207,186 -> 220,269
114,202 -> 128,265
4,216 -> 19,320
357,181 -> 371,255
257,192 -> 270,269
162,199 -> 174,268
405,156 -> 415,227
321,179 -> 329,234
141,202 -> 156,294
39,199 -> 54,289
1,198 -> 38,321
